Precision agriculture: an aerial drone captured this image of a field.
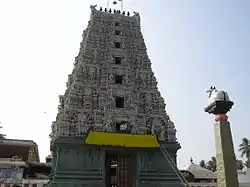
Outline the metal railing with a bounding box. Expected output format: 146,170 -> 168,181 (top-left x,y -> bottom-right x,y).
159,145 -> 189,187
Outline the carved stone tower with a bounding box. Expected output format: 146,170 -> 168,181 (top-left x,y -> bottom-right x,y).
49,5 -> 187,187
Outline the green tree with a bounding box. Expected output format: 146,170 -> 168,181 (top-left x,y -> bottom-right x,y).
206,157 -> 217,172
236,159 -> 244,170
199,160 -> 206,168
239,138 -> 250,168
244,160 -> 250,168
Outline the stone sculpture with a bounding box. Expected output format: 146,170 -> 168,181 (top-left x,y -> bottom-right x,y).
103,119 -> 113,132
90,5 -> 97,10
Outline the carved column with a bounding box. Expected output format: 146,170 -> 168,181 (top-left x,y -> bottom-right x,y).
214,114 -> 239,187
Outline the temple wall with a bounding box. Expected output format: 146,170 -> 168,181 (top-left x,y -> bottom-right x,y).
50,136 -> 185,187
137,144 -> 185,187
0,181 -> 250,187
50,137 -> 105,187
0,168 -> 23,184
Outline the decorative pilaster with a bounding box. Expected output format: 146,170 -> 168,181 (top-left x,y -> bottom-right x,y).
205,86 -> 239,187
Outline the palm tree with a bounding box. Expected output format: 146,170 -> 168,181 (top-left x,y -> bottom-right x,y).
206,157 -> 217,172
199,160 -> 206,168
244,160 -> 249,168
236,159 -> 244,170
239,138 -> 250,168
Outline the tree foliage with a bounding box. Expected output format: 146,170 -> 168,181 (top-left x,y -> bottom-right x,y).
236,159 -> 244,171
199,157 -> 245,171
197,137 -> 250,172
199,160 -> 206,168
206,157 -> 217,172
239,137 -> 250,168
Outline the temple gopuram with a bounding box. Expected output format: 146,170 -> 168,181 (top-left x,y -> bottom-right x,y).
48,4 -> 188,187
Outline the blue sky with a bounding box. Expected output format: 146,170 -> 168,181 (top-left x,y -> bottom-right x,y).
0,0 -> 249,168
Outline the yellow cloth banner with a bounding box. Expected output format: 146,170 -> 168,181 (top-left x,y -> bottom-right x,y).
85,131 -> 159,148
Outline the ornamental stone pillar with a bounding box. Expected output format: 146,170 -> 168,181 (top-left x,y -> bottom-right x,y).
204,86 -> 239,187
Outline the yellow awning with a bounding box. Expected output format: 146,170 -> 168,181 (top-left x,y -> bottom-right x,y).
85,132 -> 159,148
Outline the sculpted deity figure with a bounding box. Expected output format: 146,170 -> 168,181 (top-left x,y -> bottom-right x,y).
134,105 -> 139,115
131,125 -> 138,134
145,93 -> 153,111
133,11 -> 140,25
126,93 -> 133,108
88,67 -> 96,81
167,119 -> 174,128
96,67 -> 100,78
102,114 -> 113,132
151,123 -> 157,135
106,90 -> 115,109
90,5 -> 97,13
103,119 -> 113,132
85,87 -> 92,96
74,65 -> 82,77
140,73 -> 146,88
108,73 -> 113,83
145,117 -> 152,128
124,74 -> 130,86
130,116 -> 138,134
158,120 -> 167,141
86,114 -> 94,125
158,123 -> 167,141
59,95 -> 64,104
69,112 -> 77,123
92,88 -> 100,108
206,86 -> 230,105
147,73 -> 152,86
166,114 -> 170,121
77,112 -> 85,123
79,124 -> 89,134
151,118 -> 163,136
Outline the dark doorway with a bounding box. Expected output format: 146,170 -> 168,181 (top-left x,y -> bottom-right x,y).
105,153 -> 118,187
115,97 -> 124,108
115,75 -> 123,84
114,42 -> 121,48
115,30 -> 121,35
115,57 -> 122,64
105,152 -> 135,187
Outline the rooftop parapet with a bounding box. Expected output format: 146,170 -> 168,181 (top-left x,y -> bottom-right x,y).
90,5 -> 140,26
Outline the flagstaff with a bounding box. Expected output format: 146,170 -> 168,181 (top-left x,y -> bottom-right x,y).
112,0 -> 124,12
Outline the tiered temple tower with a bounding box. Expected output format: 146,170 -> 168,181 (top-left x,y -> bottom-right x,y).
49,5 -> 187,187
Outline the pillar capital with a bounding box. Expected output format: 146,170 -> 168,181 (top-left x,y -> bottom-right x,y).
214,114 -> 228,122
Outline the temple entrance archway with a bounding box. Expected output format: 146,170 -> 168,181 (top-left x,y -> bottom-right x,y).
105,151 -> 135,187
